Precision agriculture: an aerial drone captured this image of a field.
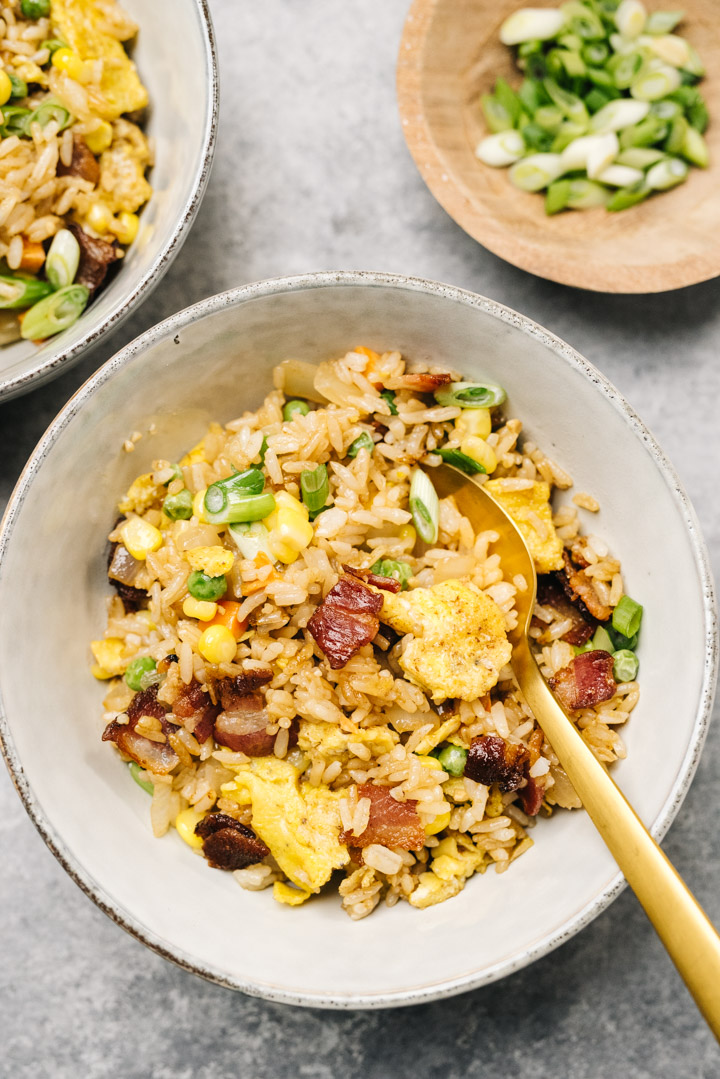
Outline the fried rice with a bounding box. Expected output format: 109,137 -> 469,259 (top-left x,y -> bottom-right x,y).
91,348 -> 640,919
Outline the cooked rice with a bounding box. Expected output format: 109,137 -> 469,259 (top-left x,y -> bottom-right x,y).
93,349 -> 640,918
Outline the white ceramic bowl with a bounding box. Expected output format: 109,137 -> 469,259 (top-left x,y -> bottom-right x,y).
0,272 -> 716,1008
0,0 -> 218,402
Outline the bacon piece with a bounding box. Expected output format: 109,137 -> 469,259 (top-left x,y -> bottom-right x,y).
464,734 -> 529,792
549,649 -> 616,711
308,574 -> 384,669
557,550 -> 612,623
536,575 -> 596,646
340,783 -> 425,851
69,223 -> 119,293
216,669 -> 273,710
172,680 -> 219,744
107,541 -> 145,610
213,670 -> 277,755
194,813 -> 269,870
519,776 -> 544,816
102,686 -> 179,775
395,371 -> 452,393
342,563 -> 401,593
58,133 -> 100,185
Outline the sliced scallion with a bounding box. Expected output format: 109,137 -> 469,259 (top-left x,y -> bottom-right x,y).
646,155 -> 688,188
409,468 -> 439,544
202,490 -> 275,526
590,625 -> 615,653
300,463 -> 329,514
20,284 -> 88,339
0,274 -> 52,310
500,8 -> 566,46
436,446 -> 487,474
510,151 -> 564,190
475,129 -> 525,166
228,521 -> 275,562
128,761 -> 154,795
45,227 -> 80,290
435,380 -> 507,408
612,594 -> 643,638
27,100 -> 73,131
347,431 -> 374,457
645,11 -> 684,35
606,180 -> 651,210
380,389 -> 398,415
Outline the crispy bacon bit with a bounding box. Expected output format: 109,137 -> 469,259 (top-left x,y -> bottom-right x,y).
342,563 -> 401,593
557,550 -> 612,623
340,783 -> 426,851
213,670 -> 278,755
569,541 -> 591,569
549,650 -> 616,711
69,223 -> 119,293
102,685 -> 179,775
107,541 -> 145,610
194,813 -> 269,871
396,371 -> 452,393
464,734 -> 529,792
216,669 -> 273,709
536,575 -> 596,646
308,575 -> 384,669
436,698 -> 459,717
172,680 -> 219,744
58,133 -> 100,185
520,776 -> 545,816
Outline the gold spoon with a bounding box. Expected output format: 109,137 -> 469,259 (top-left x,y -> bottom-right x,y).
433,464 -> 720,1039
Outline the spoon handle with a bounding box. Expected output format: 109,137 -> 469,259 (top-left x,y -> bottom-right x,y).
517,650 -> 720,1040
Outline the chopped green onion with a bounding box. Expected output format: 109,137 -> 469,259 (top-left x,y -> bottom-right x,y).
630,65 -> 681,101
510,151 -> 564,190
608,49 -> 644,89
612,594 -> 643,638
187,570 -> 227,602
563,0 -> 605,40
521,121 -> 555,152
257,435 -> 268,463
646,156 -> 688,189
0,273 -> 52,310
436,446 -> 487,474
283,399 -> 310,421
0,106 -> 31,138
619,114 -> 669,147
615,146 -> 665,167
435,744 -> 468,777
41,38 -> 67,58
651,99 -> 682,120
45,227 -> 80,290
8,73 -> 27,99
203,489 -> 275,526
380,389 -> 398,415
598,163 -> 644,186
606,180 -> 650,210
370,558 -> 413,590
204,469 -> 265,517
300,463 -> 329,513
128,761 -> 154,795
20,283 -> 89,339
493,77 -> 522,124
590,625 -> 615,653
545,177 -> 572,213
590,97 -> 649,132
583,41 -> 609,65
21,0 -> 50,18
228,521 -> 275,562
476,129 -> 525,166
481,93 -> 514,133
543,78 -> 589,124
435,380 -> 506,408
347,431 -> 374,458
681,125 -> 708,167
27,100 -> 73,131
162,464 -> 184,486
613,649 -> 639,682
162,489 -> 193,520
535,104 -> 565,130
614,0 -> 647,38
608,625 -> 639,651
125,656 -> 157,692
500,8 -> 566,45
565,177 -> 609,208
517,77 -> 547,114
409,468 -> 439,544
645,11 -> 684,35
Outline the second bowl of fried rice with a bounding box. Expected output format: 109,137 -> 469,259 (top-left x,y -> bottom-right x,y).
0,272 -> 715,1007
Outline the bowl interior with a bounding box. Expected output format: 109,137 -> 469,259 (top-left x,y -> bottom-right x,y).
0,0 -> 215,400
398,0 -> 720,292
0,276 -> 713,1006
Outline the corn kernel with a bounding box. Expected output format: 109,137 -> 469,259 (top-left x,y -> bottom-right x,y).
455,408 -> 491,441
175,807 -> 205,850
193,488 -> 208,522
185,544 -> 234,576
265,490 -> 313,565
198,624 -> 237,665
398,524 -> 416,547
0,71 -> 12,107
90,637 -> 126,676
273,881 -> 312,906
180,439 -> 205,466
461,436 -> 497,474
85,120 -> 113,155
51,47 -> 85,82
425,809 -> 452,836
135,609 -> 156,631
90,664 -> 113,680
416,754 -> 443,770
109,210 -> 139,246
182,596 -> 218,621
14,61 -> 43,84
85,201 -> 113,235
119,516 -> 163,560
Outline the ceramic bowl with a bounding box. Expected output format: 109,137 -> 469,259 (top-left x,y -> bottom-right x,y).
0,272 -> 715,1008
0,0 -> 218,402
397,0 -> 720,293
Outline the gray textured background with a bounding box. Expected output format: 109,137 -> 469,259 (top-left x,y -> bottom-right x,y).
1,1 -> 719,1076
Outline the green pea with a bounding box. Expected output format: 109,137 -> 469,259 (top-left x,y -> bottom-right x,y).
283,399 -> 310,421
163,489 -> 193,520
436,744 -> 468,777
124,656 -> 157,692
21,0 -> 50,19
187,570 -> 227,602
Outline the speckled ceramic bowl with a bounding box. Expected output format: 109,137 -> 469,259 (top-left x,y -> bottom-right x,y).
0,273 -> 716,1008
0,0 -> 218,402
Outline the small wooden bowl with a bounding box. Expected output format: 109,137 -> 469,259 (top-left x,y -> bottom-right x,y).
397,0 -> 720,292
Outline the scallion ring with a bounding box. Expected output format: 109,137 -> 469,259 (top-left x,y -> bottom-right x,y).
436,446 -> 487,475
612,594 -> 643,638
203,489 -> 276,526
45,227 -> 80,290
435,380 -> 507,409
409,468 -> 439,544
300,463 -> 329,514
0,273 -> 53,310
20,284 -> 89,339
27,100 -> 73,132
347,431 -> 374,457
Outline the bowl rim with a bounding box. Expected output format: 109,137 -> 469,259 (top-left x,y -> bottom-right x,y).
0,0 -> 219,403
0,270 -> 717,1009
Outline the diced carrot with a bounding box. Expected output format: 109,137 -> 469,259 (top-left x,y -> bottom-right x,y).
19,240 -> 46,274
241,551 -> 278,596
354,346 -> 379,363
205,600 -> 248,639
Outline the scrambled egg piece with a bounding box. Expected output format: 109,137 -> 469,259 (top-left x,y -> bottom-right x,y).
409,836 -> 485,909
222,759 -> 349,893
99,119 -> 152,214
51,0 -> 149,119
380,579 -> 512,702
484,480 -> 564,574
185,546 -> 235,577
297,721 -> 398,760
90,637 -> 127,678
118,472 -> 160,515
180,439 -> 206,467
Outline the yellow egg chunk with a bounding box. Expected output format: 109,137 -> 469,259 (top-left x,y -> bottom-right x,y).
118,472 -> 160,515
379,579 -> 512,702
90,637 -> 126,677
222,758 -> 349,893
185,545 -> 235,577
484,479 -> 564,574
297,721 -> 398,760
409,836 -> 485,908
175,808 -> 205,850
98,120 -> 152,214
50,0 -> 148,119
273,882 -> 312,907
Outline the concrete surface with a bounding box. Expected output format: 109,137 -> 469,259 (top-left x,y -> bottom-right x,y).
0,1 -> 718,1075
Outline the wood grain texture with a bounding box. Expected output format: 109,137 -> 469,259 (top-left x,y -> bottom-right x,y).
397,0 -> 720,293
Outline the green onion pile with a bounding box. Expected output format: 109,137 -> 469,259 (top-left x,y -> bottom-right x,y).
0,227 -> 89,340
476,0 -> 709,213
